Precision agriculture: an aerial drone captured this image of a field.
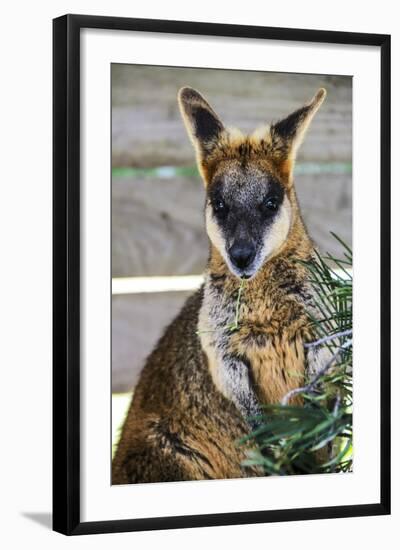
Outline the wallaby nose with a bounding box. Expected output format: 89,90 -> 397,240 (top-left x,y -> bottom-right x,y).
229,241 -> 255,270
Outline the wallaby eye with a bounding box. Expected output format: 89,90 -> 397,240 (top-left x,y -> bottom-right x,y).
263,196 -> 279,212
212,198 -> 227,214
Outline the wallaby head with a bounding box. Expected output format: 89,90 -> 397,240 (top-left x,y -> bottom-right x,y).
178,86 -> 326,279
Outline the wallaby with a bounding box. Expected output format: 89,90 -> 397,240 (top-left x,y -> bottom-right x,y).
112,86 -> 327,484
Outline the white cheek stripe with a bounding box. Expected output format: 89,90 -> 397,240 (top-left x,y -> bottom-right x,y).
261,195 -> 292,259
205,206 -> 230,264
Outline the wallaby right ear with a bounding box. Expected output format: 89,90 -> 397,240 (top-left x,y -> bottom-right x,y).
178,87 -> 225,157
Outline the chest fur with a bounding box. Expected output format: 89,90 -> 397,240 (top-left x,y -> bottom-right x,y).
199,277 -> 312,407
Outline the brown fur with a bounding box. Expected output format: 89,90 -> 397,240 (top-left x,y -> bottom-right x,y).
112,87 -> 326,484
112,291 -> 261,483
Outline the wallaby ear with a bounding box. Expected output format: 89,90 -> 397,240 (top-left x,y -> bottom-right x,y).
271,88 -> 326,175
178,87 -> 225,157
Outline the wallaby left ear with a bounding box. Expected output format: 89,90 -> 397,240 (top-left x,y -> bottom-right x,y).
178,87 -> 225,158
271,88 -> 326,174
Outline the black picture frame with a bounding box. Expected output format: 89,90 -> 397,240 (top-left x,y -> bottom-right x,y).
53,14 -> 391,535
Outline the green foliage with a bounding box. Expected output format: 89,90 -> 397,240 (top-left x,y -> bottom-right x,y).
241,234 -> 353,475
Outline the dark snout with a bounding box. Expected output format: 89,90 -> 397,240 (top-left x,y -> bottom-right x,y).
228,240 -> 256,271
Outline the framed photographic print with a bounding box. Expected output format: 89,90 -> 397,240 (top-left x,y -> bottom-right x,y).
53,14 -> 391,535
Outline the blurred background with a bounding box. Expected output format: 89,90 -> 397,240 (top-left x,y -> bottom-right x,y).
111,65 -> 352,443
